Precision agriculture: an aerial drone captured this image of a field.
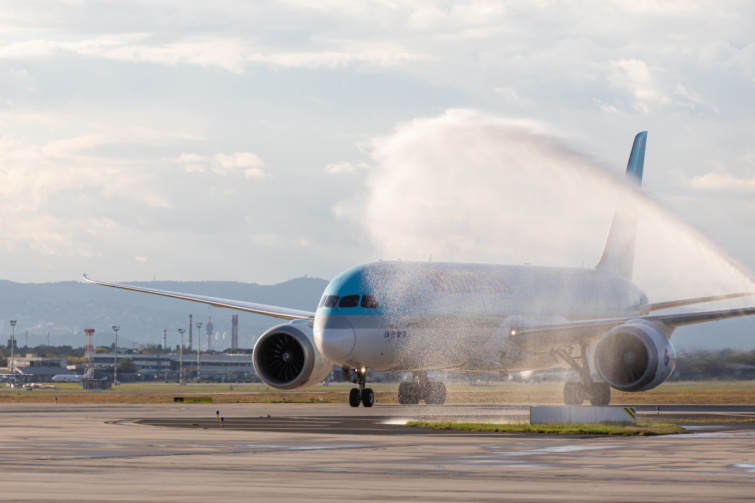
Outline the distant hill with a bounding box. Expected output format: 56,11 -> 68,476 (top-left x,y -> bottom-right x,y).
0,277 -> 329,350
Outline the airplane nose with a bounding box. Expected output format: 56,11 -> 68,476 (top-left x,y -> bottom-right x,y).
314,314 -> 356,360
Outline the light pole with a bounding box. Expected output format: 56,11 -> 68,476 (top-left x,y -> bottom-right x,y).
112,326 -> 119,385
195,322 -> 203,383
177,328 -> 185,384
9,320 -> 16,375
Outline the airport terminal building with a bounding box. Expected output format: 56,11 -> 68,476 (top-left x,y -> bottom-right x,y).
0,354 -> 68,382
90,352 -> 256,382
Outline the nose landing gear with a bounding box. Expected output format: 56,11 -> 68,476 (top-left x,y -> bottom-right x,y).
344,367 -> 374,408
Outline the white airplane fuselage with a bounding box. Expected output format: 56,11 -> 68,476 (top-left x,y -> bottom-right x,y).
52,375 -> 83,383
313,261 -> 647,373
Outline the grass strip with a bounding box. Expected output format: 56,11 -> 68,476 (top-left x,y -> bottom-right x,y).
406,420 -> 684,436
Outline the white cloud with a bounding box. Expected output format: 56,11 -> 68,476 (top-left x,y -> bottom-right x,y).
688,171 -> 755,193
593,98 -> 622,114
0,35 -> 250,73
608,59 -> 667,112
0,34 -> 426,72
0,131 -> 180,257
494,87 -> 531,107
246,41 -> 427,69
325,162 -> 356,174
174,152 -> 267,177
243,168 -> 267,179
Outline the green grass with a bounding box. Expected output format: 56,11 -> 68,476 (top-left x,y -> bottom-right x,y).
5,380 -> 755,406
0,382 -> 388,394
644,417 -> 755,424
407,420 -> 685,436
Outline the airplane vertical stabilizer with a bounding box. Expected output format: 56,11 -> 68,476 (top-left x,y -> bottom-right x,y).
595,132 -> 647,279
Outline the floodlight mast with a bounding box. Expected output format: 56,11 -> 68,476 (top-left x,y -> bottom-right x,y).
9,320 -> 17,374
177,328 -> 185,384
112,326 -> 119,385
195,322 -> 203,383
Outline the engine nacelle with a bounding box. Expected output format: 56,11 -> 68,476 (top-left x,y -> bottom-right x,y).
253,321 -> 334,390
595,321 -> 676,392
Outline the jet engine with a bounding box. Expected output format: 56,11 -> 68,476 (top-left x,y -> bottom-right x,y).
253,322 -> 334,390
594,321 -> 676,392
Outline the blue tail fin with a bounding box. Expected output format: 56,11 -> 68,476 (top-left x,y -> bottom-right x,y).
595,132 -> 647,279
625,131 -> 647,184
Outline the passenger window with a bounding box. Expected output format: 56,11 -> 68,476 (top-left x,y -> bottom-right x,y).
339,295 -> 360,308
361,295 -> 379,308
323,295 -> 340,308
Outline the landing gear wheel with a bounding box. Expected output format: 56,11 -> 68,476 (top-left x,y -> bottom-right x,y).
563,382 -> 585,405
361,388 -> 374,407
398,381 -> 420,405
588,382 -> 611,406
349,388 -> 361,407
422,381 -> 447,405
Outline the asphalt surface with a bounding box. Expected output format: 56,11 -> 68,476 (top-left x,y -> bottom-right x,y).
137,403 -> 755,435
2,403 -> 755,502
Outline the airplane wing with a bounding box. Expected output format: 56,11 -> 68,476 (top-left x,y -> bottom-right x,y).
512,305 -> 755,348
82,274 -> 316,321
641,292 -> 755,313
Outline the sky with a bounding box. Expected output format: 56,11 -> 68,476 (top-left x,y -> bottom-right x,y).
1,0 -> 754,299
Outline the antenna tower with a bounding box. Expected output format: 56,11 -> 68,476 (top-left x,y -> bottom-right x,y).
84,328 -> 95,374
231,315 -> 239,350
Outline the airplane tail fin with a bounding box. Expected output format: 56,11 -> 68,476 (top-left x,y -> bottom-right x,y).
595,132 -> 647,279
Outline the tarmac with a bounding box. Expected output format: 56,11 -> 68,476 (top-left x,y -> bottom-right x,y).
1,402 -> 755,502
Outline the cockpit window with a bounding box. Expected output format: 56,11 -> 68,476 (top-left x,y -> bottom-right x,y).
361,295 -> 379,308
339,295 -> 360,308
318,296 -> 327,308
322,295 -> 340,308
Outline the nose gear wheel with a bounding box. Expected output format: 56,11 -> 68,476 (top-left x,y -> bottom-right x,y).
345,367 -> 374,408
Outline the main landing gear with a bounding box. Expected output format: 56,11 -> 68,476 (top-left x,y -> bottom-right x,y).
398,372 -> 447,405
344,367 -> 374,408
552,345 -> 611,406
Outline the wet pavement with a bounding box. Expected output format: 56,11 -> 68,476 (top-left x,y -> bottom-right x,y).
1,403 -> 755,501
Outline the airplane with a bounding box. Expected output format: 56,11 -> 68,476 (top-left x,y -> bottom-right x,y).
52,367 -> 95,383
52,374 -> 84,383
83,132 -> 755,407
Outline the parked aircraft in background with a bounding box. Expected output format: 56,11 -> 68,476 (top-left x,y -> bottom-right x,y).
84,132 -> 755,407
52,374 -> 83,383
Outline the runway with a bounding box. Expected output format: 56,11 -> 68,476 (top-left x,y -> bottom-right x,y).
1,403 -> 755,501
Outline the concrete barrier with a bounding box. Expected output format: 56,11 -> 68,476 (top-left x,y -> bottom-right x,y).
530,406 -> 636,425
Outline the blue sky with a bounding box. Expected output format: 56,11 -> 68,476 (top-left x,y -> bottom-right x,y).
1,0 -> 753,298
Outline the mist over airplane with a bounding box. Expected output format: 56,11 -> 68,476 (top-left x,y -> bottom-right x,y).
84,132 -> 755,407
